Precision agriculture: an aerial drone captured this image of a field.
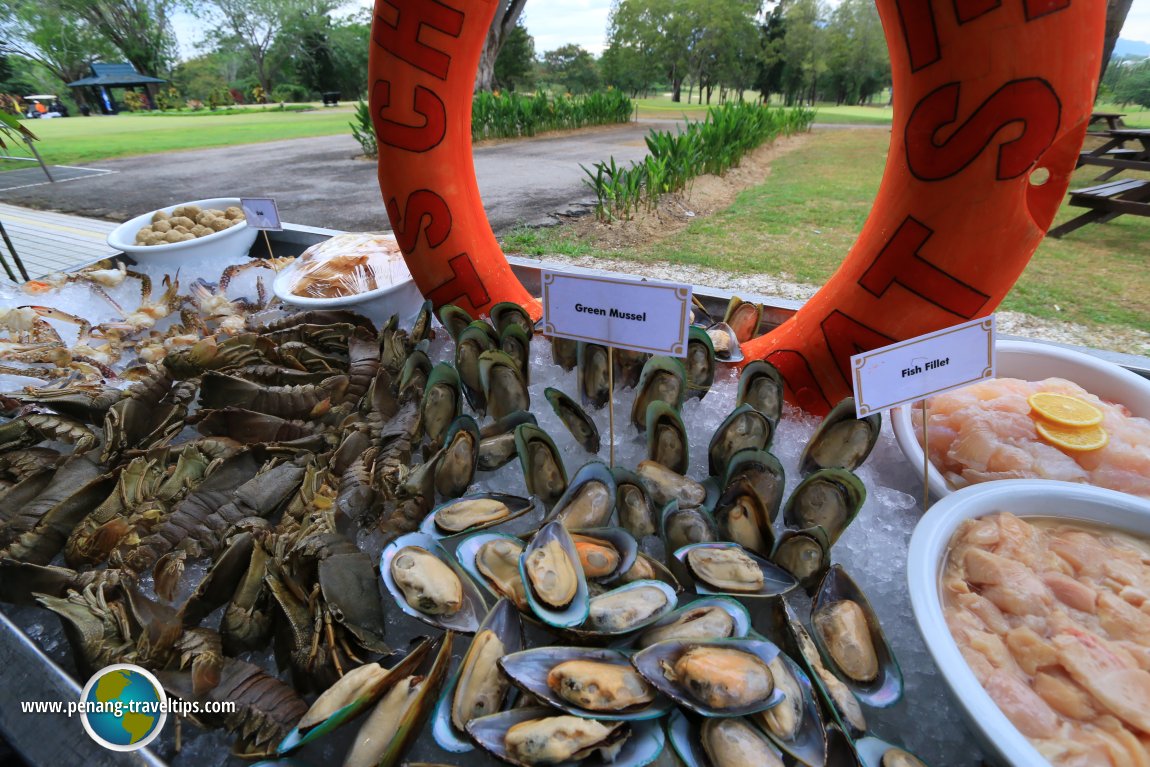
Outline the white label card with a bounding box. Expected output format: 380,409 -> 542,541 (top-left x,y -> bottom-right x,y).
541,270 -> 692,357
240,197 -> 283,231
851,315 -> 996,417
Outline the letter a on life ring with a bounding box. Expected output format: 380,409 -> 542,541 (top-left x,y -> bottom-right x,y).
369,0 -> 1104,414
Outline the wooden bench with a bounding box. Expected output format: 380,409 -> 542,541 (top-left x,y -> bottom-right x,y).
1049,178 -> 1150,238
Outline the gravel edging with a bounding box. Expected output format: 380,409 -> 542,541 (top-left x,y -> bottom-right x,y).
539,254 -> 1150,358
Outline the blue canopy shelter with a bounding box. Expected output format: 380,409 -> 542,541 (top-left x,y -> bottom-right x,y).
67,63 -> 166,114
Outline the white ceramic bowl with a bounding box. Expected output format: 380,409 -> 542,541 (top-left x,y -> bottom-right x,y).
271,233 -> 425,328
106,197 -> 258,269
892,339 -> 1150,498
907,480 -> 1150,767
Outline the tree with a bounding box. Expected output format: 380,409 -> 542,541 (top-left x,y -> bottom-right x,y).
542,44 -> 601,94
494,20 -> 534,91
822,0 -> 889,105
0,0 -> 117,101
476,0 -> 527,93
197,0 -> 326,96
775,0 -> 826,105
608,0 -> 692,102
58,0 -> 181,78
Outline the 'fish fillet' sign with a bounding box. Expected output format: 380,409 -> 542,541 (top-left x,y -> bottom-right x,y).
850,315 -> 997,417
541,270 -> 692,357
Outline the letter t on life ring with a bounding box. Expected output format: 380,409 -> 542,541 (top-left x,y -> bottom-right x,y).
369,0 -> 540,320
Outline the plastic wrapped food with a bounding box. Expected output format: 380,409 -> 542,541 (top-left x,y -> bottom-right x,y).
284,233 -> 409,299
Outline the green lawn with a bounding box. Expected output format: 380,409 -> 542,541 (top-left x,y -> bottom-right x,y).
2,106 -> 356,167
634,93 -> 893,125
504,128 -> 1150,336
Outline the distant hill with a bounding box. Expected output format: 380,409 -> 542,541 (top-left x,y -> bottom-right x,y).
1114,37 -> 1150,59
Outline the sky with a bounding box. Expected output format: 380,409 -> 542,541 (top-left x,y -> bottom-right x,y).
178,0 -> 1150,62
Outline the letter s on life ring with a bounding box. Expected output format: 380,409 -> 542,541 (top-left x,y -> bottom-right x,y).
369,0 -> 1104,414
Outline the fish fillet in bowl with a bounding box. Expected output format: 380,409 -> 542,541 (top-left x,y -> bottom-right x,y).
907,479 -> 1150,767
272,233 -> 425,327
891,340 -> 1150,499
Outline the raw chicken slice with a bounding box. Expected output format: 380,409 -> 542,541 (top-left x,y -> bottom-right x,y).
1055,629 -> 1150,733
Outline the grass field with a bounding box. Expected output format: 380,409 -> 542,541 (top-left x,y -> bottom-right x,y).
504,128 -> 1150,336
1,106 -> 356,167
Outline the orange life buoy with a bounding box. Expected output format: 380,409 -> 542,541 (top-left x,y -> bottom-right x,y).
368,0 -> 1104,413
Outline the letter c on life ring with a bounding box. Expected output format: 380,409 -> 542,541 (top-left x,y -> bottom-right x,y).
368,0 -> 1105,414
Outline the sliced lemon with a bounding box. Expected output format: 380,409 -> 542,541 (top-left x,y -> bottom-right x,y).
1028,392 -> 1104,427
1035,420 -> 1109,452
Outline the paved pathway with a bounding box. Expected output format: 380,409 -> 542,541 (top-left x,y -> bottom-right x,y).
0,122 -> 658,235
0,203 -> 118,283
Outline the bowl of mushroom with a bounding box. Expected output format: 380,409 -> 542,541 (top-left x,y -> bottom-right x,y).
106,197 -> 259,269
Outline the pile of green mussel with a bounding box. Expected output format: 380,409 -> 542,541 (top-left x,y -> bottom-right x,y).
0,294 -> 929,767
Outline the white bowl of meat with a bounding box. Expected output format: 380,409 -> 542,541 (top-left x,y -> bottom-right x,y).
107,197 -> 258,269
907,479 -> 1150,767
271,232 -> 424,327
892,340 -> 1150,500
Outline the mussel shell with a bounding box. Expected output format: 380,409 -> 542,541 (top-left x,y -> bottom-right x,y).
343,632 -> 454,767
637,460 -> 707,509
544,387 -> 601,454
854,737 -> 930,767
551,335 -> 578,371
723,449 -> 786,523
783,467 -> 865,545
634,596 -> 751,649
723,297 -> 762,343
666,709 -> 783,767
422,364 -> 462,448
761,597 -> 867,738
645,401 -> 689,475
380,533 -> 487,633
456,322 -> 498,413
708,405 -> 773,477
514,424 -> 568,509
420,493 -> 536,539
547,460 -> 616,529
661,500 -> 718,554
770,526 -> 831,591
434,416 -> 481,499
500,324 -> 531,385
630,356 -> 687,430
519,520 -> 589,628
826,724 -> 864,767
684,326 -> 716,399
571,526 -> 637,584
613,348 -> 647,390
713,481 -> 774,557
437,304 -> 474,342
579,580 -> 678,637
479,349 -> 530,421
753,649 -> 827,767
456,532 -> 531,611
500,647 -> 672,720
411,299 -> 435,343
466,707 -> 665,767
278,638 -> 436,754
478,412 -> 538,472
702,717 -> 786,767
490,302 -> 534,338
578,342 -> 612,408
675,542 -> 797,598
432,599 -> 523,752
705,321 -> 744,363
736,360 -> 784,425
631,638 -> 786,718
613,467 -> 657,539
400,348 -> 433,396
799,398 -> 881,475
810,565 -> 903,708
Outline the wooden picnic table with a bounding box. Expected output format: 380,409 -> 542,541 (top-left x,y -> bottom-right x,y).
1076,128 -> 1150,181
1089,111 -> 1125,132
1049,176 -> 1150,238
